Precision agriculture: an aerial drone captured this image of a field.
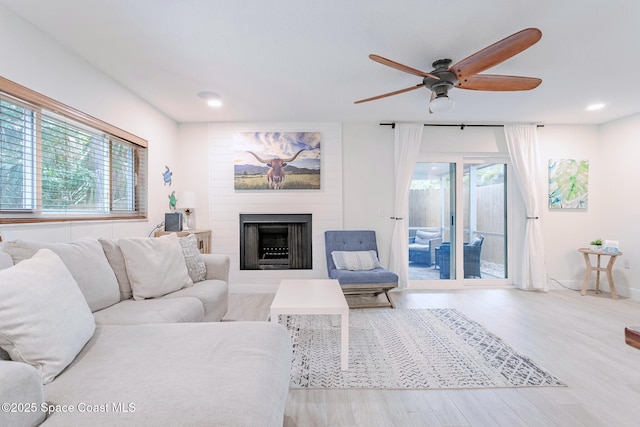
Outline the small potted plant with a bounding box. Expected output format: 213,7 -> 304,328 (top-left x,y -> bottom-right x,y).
590,238 -> 603,252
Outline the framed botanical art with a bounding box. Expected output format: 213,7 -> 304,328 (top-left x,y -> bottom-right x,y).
548,159 -> 589,209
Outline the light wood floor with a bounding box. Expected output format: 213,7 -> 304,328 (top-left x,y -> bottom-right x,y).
224,289 -> 640,427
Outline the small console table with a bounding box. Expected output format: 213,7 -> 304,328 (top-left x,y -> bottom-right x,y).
578,248 -> 623,300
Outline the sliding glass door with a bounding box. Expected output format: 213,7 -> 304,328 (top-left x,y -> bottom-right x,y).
463,161 -> 507,283
408,157 -> 509,286
408,162 -> 456,281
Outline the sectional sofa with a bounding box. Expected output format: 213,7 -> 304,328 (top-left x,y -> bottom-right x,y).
0,234 -> 291,427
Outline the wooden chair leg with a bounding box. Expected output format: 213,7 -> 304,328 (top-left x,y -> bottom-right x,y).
344,290 -> 395,309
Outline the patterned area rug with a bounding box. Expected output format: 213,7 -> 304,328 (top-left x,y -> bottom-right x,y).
284,309 -> 564,389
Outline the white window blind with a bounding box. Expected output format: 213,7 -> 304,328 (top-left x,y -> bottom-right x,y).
0,79 -> 147,223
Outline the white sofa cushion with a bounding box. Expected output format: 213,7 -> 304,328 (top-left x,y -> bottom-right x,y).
42,322 -> 291,426
0,361 -> 47,427
3,238 -> 120,312
92,297 -> 204,325
164,279 -> 228,322
0,249 -> 95,384
0,251 -> 13,270
179,234 -> 207,282
331,250 -> 382,271
119,233 -> 193,300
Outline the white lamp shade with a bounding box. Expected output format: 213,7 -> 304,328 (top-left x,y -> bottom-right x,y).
429,95 -> 455,113
176,191 -> 197,209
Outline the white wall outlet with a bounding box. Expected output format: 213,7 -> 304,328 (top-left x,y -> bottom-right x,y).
624,259 -> 631,269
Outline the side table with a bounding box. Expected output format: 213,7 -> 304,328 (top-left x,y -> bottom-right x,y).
154,229 -> 211,254
625,326 -> 640,350
578,248 -> 623,300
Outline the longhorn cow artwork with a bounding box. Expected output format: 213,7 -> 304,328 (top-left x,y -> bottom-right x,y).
246,149 -> 306,189
234,132 -> 321,190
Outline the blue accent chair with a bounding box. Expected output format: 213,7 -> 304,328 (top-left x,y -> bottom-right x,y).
435,235 -> 484,279
325,230 -> 398,308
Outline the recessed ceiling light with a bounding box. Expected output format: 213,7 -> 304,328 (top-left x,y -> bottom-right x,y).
586,103 -> 605,111
197,91 -> 222,107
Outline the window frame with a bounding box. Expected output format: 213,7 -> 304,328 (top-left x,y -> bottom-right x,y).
0,76 -> 148,224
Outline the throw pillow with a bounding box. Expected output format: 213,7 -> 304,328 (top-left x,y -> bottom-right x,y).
3,238 -> 120,312
98,238 -> 133,300
415,230 -> 441,245
331,250 -> 382,271
469,237 -> 483,247
0,249 -> 96,384
179,234 -> 207,283
118,233 -> 193,300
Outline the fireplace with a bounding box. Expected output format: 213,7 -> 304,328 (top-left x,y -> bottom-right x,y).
239,214 -> 312,270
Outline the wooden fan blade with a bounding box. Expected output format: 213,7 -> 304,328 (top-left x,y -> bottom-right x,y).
354,83 -> 425,104
456,74 -> 542,91
450,28 -> 542,80
369,54 -> 439,79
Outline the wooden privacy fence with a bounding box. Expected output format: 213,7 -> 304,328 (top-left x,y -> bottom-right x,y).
409,184 -> 505,264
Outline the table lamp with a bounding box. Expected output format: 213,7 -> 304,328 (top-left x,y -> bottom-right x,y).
176,191 -> 197,230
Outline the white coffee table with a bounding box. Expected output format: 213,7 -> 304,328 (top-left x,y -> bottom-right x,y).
270,279 -> 349,370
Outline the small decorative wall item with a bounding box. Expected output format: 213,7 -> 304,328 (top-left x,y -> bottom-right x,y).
548,159 -> 589,209
168,190 -> 177,211
234,132 -> 321,190
162,165 -> 173,186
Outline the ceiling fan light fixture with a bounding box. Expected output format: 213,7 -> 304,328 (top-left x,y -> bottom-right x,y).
197,91 -> 222,107
429,95 -> 455,113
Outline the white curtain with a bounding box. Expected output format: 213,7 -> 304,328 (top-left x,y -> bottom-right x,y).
389,123 -> 424,288
504,124 -> 548,291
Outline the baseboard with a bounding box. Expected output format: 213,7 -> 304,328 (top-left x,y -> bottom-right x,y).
548,278 -> 640,301
229,279 -> 640,300
629,286 -> 640,300
547,279 -> 581,291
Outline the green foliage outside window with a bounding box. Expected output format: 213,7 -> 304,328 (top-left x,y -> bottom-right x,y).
0,99 -> 29,210
41,116 -> 108,211
0,93 -> 144,220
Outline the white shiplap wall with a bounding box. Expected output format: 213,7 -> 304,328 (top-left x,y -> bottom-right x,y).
208,122 -> 343,291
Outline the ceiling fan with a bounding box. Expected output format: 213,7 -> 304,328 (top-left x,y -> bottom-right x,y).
355,28 -> 542,113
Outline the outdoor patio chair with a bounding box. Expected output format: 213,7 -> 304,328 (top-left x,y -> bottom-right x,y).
325,230 -> 398,308
408,229 -> 442,266
435,235 -> 484,279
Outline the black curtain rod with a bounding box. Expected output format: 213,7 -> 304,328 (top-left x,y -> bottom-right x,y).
380,123 -> 544,130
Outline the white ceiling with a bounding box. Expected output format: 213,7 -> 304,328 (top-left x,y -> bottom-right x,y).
2,0 -> 639,125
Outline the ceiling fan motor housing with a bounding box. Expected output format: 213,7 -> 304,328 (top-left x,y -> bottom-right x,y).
423,59 -> 457,96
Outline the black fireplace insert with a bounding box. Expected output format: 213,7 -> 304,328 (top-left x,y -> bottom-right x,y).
239,214 -> 312,270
